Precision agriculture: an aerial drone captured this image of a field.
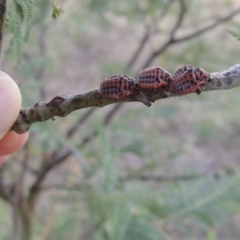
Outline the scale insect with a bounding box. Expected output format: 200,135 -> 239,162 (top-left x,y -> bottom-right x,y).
170,65 -> 210,95
100,75 -> 136,100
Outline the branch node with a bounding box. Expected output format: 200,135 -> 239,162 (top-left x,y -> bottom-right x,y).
136,91 -> 152,107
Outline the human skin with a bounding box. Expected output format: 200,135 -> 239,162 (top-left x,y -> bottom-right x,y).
0,71 -> 28,165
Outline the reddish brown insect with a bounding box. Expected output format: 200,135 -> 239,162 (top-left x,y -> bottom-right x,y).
100,75 -> 136,100
172,65 -> 193,80
170,65 -> 210,95
137,66 -> 173,90
194,67 -> 210,85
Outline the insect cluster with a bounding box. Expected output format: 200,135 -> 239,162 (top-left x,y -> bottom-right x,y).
99,65 -> 210,104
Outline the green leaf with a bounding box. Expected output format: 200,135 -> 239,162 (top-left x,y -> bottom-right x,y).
6,0 -> 35,61
227,29 -> 240,41
206,231 -> 217,240
51,0 -> 64,19
125,217 -> 163,240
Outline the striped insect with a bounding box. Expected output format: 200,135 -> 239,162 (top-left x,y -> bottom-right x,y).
137,66 -> 173,91
170,65 -> 210,95
100,75 -> 136,100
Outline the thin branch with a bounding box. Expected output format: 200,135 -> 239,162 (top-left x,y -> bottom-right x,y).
174,6 -> 240,43
12,184 -> 21,240
0,0 -> 7,70
11,64 -> 240,134
127,0 -> 174,69
121,168 -> 235,183
0,162 -> 11,202
169,0 -> 187,39
66,107 -> 97,138
142,5 -> 240,69
59,140 -> 90,173
121,173 -> 204,182
140,0 -> 187,69
11,90 -> 152,134
141,40 -> 172,70
0,180 -> 10,202
28,102 -> 122,203
49,108 -> 98,160
18,143 -> 31,185
39,183 -> 81,192
18,161 -> 37,176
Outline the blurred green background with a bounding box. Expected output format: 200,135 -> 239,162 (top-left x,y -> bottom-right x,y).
1,0 -> 240,239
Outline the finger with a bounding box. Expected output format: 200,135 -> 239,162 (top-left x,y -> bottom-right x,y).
0,71 -> 21,139
0,131 -> 29,155
0,155 -> 8,165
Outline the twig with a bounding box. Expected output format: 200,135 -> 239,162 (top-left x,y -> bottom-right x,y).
169,0 -> 187,39
10,64 -> 240,134
18,161 -> 37,175
141,5 -> 240,69
140,0 -> 187,69
12,184 -> 21,240
39,183 -> 81,192
127,0 -> 174,69
11,89 -> 158,134
66,107 -> 97,138
0,0 -> 7,70
18,143 -> 31,185
46,107 -> 98,161
121,173 -> 204,182
0,179 -> 10,202
28,102 -> 122,203
174,6 -> 240,43
0,161 -> 11,203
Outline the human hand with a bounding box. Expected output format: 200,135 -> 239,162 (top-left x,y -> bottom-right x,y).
0,71 -> 29,165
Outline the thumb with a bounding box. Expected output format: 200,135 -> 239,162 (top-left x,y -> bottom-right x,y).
0,71 -> 21,139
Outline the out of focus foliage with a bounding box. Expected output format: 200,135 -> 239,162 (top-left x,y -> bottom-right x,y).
1,0 -> 240,240
227,29 -> 240,41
